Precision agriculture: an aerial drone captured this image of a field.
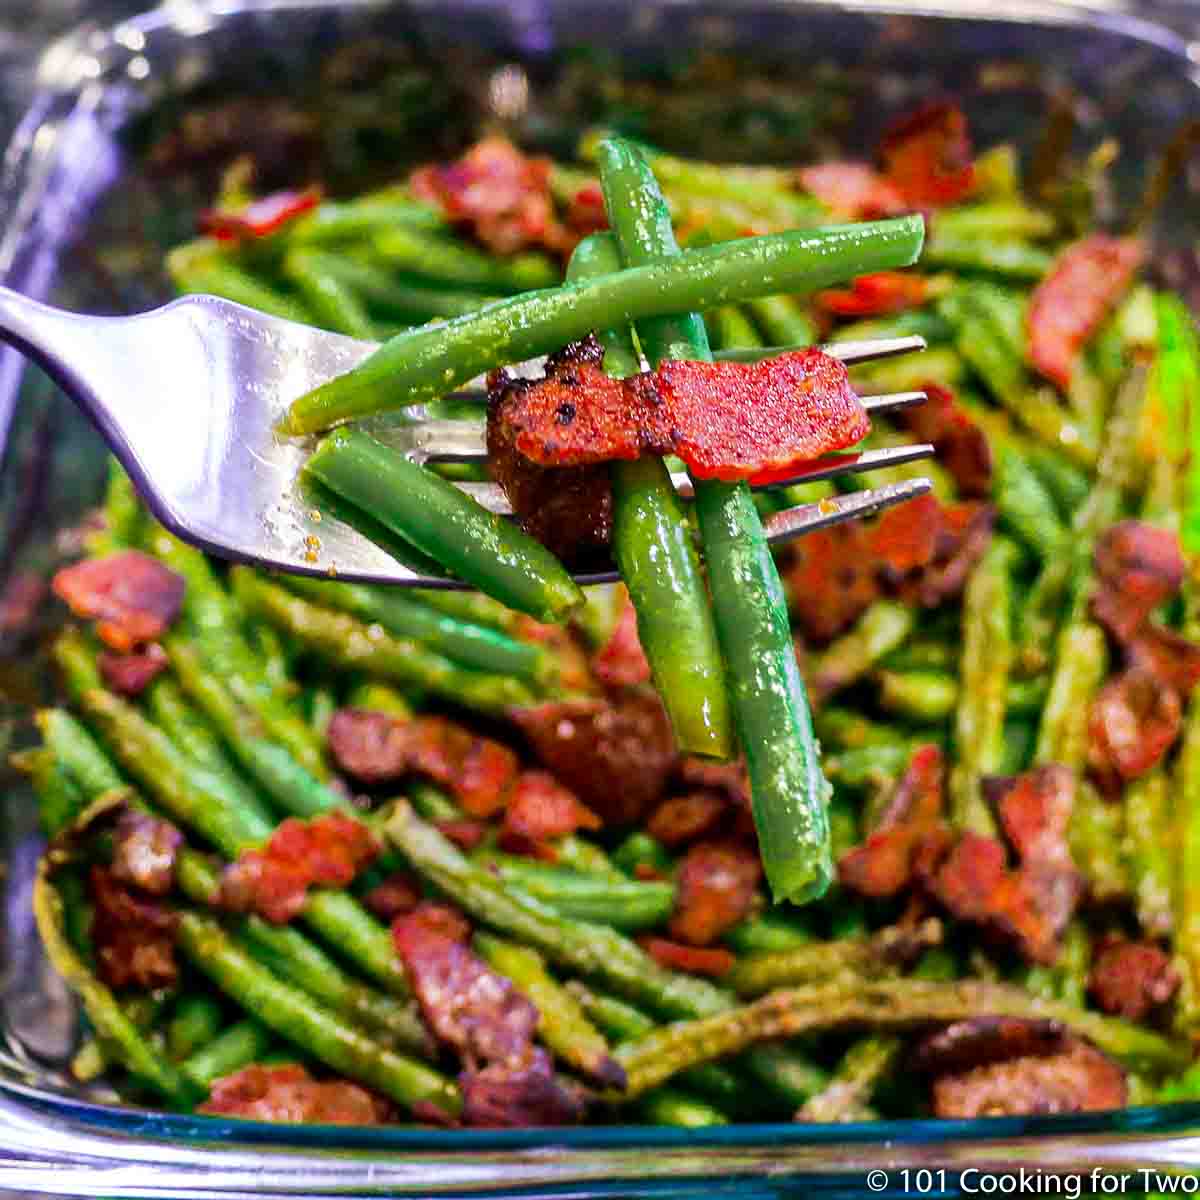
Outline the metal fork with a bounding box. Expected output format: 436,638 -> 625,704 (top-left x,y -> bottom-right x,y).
0,287 -> 933,586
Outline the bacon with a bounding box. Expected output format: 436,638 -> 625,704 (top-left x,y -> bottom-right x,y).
1129,625 -> 1200,698
1089,939 -> 1179,1021
647,792 -> 728,847
98,643 -> 169,697
893,385 -> 992,499
881,499 -> 994,608
911,1017 -> 1067,1078
930,1039 -> 1126,1118
513,692 -> 677,825
676,758 -> 751,810
638,936 -> 735,977
109,809 -> 183,896
199,186 -> 322,241
814,272 -> 930,318
491,342 -> 870,484
592,594 -> 651,688
1028,236 -> 1144,391
199,1063 -> 394,1124
783,520 -> 881,642
502,770 -> 601,845
879,102 -> 976,209
796,162 -> 906,220
460,1048 -> 586,1128
361,872 -> 421,921
220,813 -> 380,924
1091,521 -> 1185,643
326,709 -> 409,783
839,744 -> 949,898
669,841 -> 761,947
1088,666 -> 1182,783
88,865 -> 178,990
397,900 -> 472,944
52,551 -> 185,653
436,819 -> 490,851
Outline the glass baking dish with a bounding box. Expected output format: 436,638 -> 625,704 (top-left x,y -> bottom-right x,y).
5,0 -> 1200,1193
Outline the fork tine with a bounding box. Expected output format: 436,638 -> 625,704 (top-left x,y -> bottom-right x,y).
762,478 -> 932,547
862,390 -> 926,415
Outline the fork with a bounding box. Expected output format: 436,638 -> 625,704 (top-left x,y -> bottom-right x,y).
0,287 -> 934,586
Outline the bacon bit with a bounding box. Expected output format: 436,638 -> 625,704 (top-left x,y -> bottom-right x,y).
1089,938 -> 1179,1021
893,385 -> 992,499
326,709 -> 409,783
783,520 -> 881,642
396,900 -> 472,945
435,819 -> 490,851
361,872 -> 421,921
886,499 -> 995,608
638,936 -> 735,977
592,592 -> 651,688
839,744 -> 949,899
1091,521 -> 1185,643
199,1063 -> 394,1124
109,809 -> 182,896
930,1039 -> 1126,1118
513,692 -> 676,826
669,841 -> 761,946
491,340 -> 870,483
1089,666 -> 1182,783
460,1049 -> 587,1127
98,643 -> 169,697
199,186 -> 322,241
502,770 -> 601,846
410,137 -> 581,258
676,759 -> 751,810
634,862 -> 666,881
52,551 -> 185,653
647,792 -> 728,847
796,162 -> 906,220
88,865 -> 177,990
911,1017 -> 1067,1078
220,813 -> 380,924
880,101 -> 976,209
814,272 -> 930,318
1028,235 -> 1144,391
565,181 -> 608,240
512,613 -> 598,696
1129,625 -> 1200,698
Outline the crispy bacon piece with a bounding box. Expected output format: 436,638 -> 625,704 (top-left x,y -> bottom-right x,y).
326,709 -> 409,783
1089,666 -> 1182,783
513,692 -> 676,825
783,520 -> 881,642
879,498 -> 994,608
839,744 -> 950,898
592,594 -> 651,688
98,643 -> 169,697
199,186 -> 322,241
398,900 -> 472,944
930,1039 -> 1126,1118
669,841 -> 761,947
1028,235 -> 1144,391
647,792 -> 728,847
88,865 -> 178,990
1129,625 -> 1200,698
893,385 -> 992,499
436,819 -> 490,851
199,1063 -> 394,1124
460,1049 -> 587,1128
109,809 -> 183,896
491,341 -> 870,484
220,813 -> 380,924
676,758 -> 751,809
1091,521 -> 1185,643
410,137 -> 583,258
911,1017 -> 1067,1078
814,272 -> 930,318
796,162 -> 906,220
52,551 -> 185,653
638,936 -> 735,977
361,872 -> 421,921
880,102 -> 976,209
502,770 -> 601,846
1089,939 -> 1179,1021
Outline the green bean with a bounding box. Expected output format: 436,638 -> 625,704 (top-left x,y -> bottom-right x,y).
1034,622 -> 1108,771
635,1087 -> 730,1126
373,226 -> 559,293
281,575 -> 550,686
1152,293 -> 1200,549
824,744 -> 913,791
599,135 -> 834,903
176,911 -> 459,1117
825,309 -> 954,348
168,249 -> 311,324
282,248 -> 376,339
1026,447 -> 1092,518
87,460 -> 144,555
347,681 -> 413,720
810,601 -> 916,704
737,1044 -> 828,1108
850,345 -> 966,394
1176,680 -> 1200,1031
875,671 -> 957,724
933,203 -> 1056,241
285,215 -> 923,432
994,445 -> 1066,560
386,802 -> 731,1019
474,933 -> 624,1086
567,232 -> 731,757
475,853 -> 675,931
725,920 -> 942,997
951,538 -> 1016,835
167,995 -> 224,1062
24,746 -> 88,840
305,429 -> 583,624
814,708 -> 908,751
723,912 -> 815,955
796,1036 -> 900,1123
234,570 -> 535,712
1124,769 -> 1173,939
1067,780 -> 1128,904
744,295 -> 816,346
612,978 -> 1187,1097
321,252 -> 504,320
706,306 -> 761,352
289,197 -> 445,243
921,235 -> 1052,279
181,1020 -> 274,1089
409,588 -> 524,634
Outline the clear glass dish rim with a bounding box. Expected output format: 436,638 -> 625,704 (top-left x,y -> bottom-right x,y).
2,0 -> 1200,1189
